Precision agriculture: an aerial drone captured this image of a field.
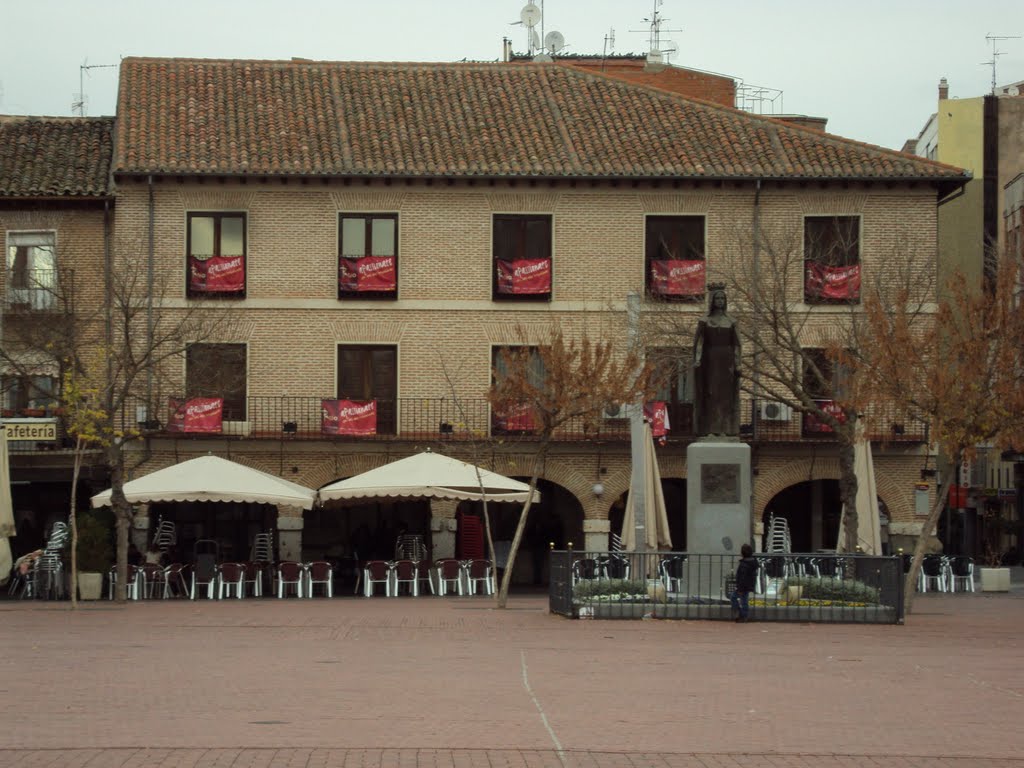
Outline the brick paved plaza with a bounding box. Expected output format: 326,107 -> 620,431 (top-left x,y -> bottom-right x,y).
1,586 -> 1022,768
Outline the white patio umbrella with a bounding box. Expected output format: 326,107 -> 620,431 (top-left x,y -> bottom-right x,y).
621,422 -> 673,551
90,455 -> 317,510
317,450 -> 538,504
0,426 -> 15,585
837,433 -> 882,555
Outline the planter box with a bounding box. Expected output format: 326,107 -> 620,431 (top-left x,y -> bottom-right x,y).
980,567 -> 1010,592
77,572 -> 104,600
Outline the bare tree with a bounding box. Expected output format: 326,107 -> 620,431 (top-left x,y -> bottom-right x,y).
858,246 -> 1024,611
642,220 -> 933,555
488,323 -> 652,608
3,228 -> 236,601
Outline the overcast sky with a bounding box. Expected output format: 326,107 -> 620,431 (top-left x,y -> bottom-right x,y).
1,0 -> 1021,151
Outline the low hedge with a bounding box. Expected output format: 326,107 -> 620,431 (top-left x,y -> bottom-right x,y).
785,575 -> 881,605
573,578 -> 648,601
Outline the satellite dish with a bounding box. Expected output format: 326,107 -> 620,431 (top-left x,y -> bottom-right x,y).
544,30 -> 565,53
530,28 -> 541,50
533,53 -> 553,63
519,3 -> 541,27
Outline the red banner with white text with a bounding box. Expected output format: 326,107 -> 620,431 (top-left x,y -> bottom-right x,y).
339,255 -> 396,292
805,262 -> 861,300
321,399 -> 377,436
802,399 -> 847,435
643,401 -> 671,437
650,260 -> 705,297
494,402 -> 536,432
167,397 -> 224,434
496,259 -> 551,295
189,255 -> 245,293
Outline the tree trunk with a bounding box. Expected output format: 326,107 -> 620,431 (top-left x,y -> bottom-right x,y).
496,440 -> 549,608
837,438 -> 859,553
68,435 -> 84,609
903,452 -> 959,615
108,444 -> 131,602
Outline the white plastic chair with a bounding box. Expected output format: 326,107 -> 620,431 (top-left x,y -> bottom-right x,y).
949,556 -> 975,593
659,555 -> 686,593
435,559 -> 463,596
363,560 -> 392,597
390,559 -> 418,597
276,561 -> 304,598
463,559 -> 494,596
218,563 -> 245,599
305,561 -> 333,598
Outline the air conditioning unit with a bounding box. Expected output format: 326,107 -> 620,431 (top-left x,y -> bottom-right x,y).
602,403 -> 629,420
758,401 -> 792,422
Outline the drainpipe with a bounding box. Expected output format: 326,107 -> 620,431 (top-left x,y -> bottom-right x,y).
146,176 -> 155,412
104,199 -> 113,403
751,178 -> 762,442
750,179 -> 763,548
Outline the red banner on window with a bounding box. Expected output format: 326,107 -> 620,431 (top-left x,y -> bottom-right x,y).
643,401 -> 671,437
495,402 -> 535,432
166,397 -> 223,434
650,260 -> 705,297
802,399 -> 847,434
339,255 -> 396,292
321,399 -> 377,436
496,259 -> 551,295
805,262 -> 861,300
189,255 -> 245,293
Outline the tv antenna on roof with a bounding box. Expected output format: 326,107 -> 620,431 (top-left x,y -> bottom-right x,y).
982,33 -> 1020,94
629,1 -> 683,64
72,59 -> 118,116
512,1 -> 542,56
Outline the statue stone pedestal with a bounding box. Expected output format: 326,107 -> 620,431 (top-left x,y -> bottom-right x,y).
685,440 -> 752,598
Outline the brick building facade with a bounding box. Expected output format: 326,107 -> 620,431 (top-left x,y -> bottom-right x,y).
3,58 -> 969,579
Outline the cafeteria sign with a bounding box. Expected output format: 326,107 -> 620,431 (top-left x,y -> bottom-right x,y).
3,418 -> 58,442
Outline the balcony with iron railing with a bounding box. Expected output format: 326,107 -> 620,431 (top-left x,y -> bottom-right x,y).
3,268 -> 60,311
110,396 -> 927,446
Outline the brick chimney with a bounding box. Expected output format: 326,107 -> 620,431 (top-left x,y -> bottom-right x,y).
938,77 -> 949,101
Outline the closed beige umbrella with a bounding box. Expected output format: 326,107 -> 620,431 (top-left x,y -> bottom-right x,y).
837,431 -> 882,555
621,422 -> 673,551
0,426 -> 16,585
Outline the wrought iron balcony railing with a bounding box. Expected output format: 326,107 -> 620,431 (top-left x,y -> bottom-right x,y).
3,268 -> 59,311
110,396 -> 927,445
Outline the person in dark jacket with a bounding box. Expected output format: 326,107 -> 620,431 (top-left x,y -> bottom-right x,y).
730,544 -> 758,622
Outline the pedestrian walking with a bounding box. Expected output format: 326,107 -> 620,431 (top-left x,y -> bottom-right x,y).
730,543 -> 757,622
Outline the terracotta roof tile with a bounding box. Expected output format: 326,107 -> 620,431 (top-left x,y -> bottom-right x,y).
0,116 -> 114,197
113,58 -> 967,185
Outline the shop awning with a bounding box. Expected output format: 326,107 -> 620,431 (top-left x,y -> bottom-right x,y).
318,450 -> 538,504
90,455 -> 317,510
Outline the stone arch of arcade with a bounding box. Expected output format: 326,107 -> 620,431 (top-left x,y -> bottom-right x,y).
755,455 -> 910,528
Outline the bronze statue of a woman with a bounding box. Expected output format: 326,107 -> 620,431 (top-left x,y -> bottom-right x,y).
693,286 -> 741,437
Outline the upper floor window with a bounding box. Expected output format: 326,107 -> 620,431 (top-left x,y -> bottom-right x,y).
493,215 -> 552,301
6,231 -> 56,310
339,214 -> 398,299
491,345 -> 546,433
804,216 -> 860,303
645,216 -> 706,301
647,347 -> 694,434
187,213 -> 246,298
1,374 -> 57,416
185,343 -> 247,421
336,345 -> 397,434
801,347 -> 849,435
